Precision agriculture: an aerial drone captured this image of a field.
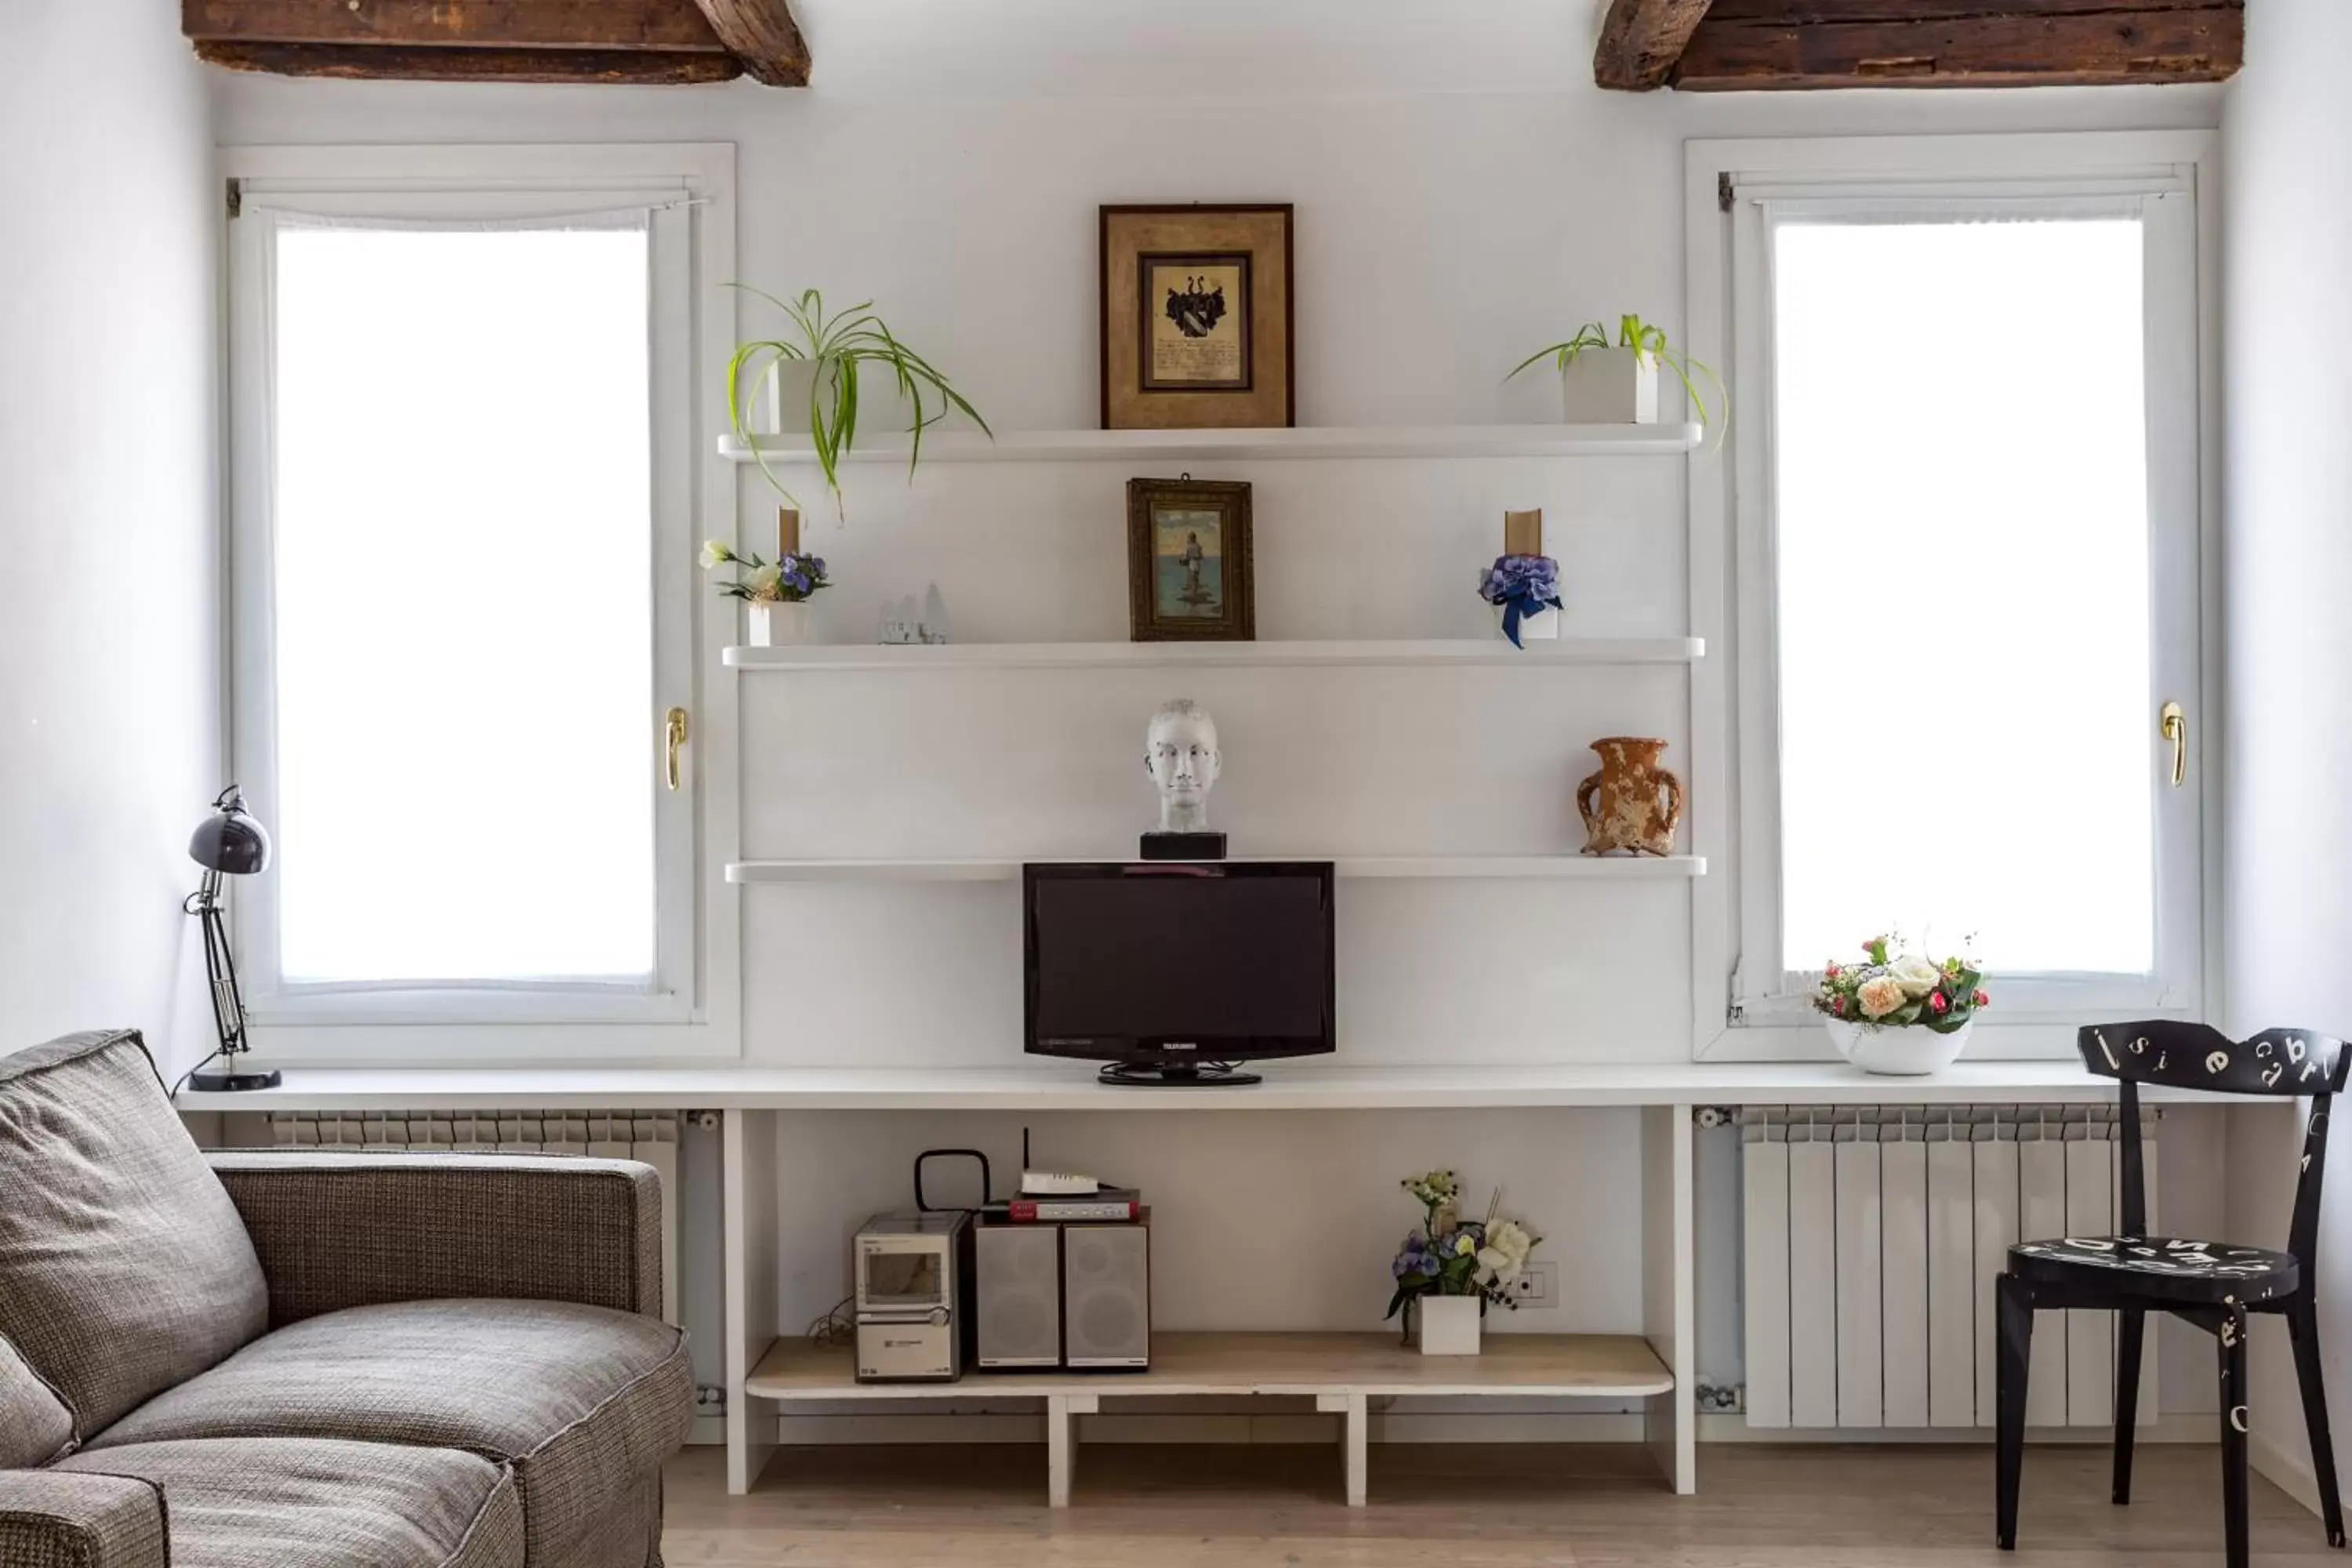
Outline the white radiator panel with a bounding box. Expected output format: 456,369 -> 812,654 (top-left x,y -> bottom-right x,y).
1740,1106 -> 2154,1431
270,1110 -> 681,1326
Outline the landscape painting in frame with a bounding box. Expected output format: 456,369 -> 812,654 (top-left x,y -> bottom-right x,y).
1125,477 -> 1254,641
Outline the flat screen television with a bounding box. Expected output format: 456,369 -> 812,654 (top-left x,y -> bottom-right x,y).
1023,861 -> 1335,1086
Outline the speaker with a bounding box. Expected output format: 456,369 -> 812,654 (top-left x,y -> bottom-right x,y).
975,1223 -> 1062,1369
1062,1221 -> 1150,1369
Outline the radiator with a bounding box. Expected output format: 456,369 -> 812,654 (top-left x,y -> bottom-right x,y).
268,1110 -> 681,1326
1740,1105 -> 2156,1431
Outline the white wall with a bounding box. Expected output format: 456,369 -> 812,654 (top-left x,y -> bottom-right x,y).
2220,0 -> 2352,1515
209,4 -> 2228,1420
0,0 -> 221,1076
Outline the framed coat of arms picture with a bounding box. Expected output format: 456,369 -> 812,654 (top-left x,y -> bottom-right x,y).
1099,204 -> 1294,430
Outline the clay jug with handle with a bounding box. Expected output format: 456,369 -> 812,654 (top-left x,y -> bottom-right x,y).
1576,737 -> 1683,856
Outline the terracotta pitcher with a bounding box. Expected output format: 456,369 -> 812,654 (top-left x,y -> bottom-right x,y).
1576,737 -> 1684,856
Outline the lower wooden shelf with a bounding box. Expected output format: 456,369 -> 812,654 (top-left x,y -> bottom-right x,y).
746,1330 -> 1672,1400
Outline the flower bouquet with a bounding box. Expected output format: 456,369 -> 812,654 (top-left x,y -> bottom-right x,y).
1384,1170 -> 1542,1355
1477,554 -> 1563,648
1812,935 -> 1990,1076
702,538 -> 829,647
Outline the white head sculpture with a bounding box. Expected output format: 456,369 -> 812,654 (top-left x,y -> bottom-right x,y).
1145,699 -> 1221,833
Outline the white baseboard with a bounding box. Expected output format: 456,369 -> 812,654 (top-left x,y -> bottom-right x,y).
1695,1413 -> 2218,1445
2251,1428 -> 2323,1519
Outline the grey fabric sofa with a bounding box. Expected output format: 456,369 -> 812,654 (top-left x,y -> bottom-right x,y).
0,1029 -> 692,1568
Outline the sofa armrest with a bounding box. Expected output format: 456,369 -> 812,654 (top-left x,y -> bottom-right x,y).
206,1150 -> 662,1324
0,1469 -> 169,1568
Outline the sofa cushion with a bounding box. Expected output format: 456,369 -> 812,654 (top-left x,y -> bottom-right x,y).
56,1436 -> 522,1568
0,1333 -> 72,1468
0,1030 -> 268,1439
88,1299 -> 691,1568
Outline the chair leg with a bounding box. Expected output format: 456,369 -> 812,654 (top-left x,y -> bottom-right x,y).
2114,1306 -> 2147,1505
2222,1301 -> 2251,1568
1996,1272 -> 2034,1551
2288,1294 -> 2349,1548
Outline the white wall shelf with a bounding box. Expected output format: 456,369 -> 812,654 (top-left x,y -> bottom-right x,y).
717,423 -> 1703,465
724,637 -> 1704,671
725,855 -> 1705,884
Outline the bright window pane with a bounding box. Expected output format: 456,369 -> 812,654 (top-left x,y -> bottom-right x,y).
273,224 -> 654,984
1773,218 -> 2151,975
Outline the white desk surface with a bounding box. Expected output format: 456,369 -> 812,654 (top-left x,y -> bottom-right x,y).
177,1059 -> 2211,1112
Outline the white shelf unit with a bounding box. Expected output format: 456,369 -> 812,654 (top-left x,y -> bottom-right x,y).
724,637 -> 1704,671
726,855 -> 1705,884
717,423 -> 1704,465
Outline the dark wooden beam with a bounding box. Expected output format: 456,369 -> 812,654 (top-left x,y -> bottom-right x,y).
1671,2 -> 2242,89
182,0 -> 730,52
687,0 -> 809,86
1595,0 -> 1719,89
193,39 -> 743,83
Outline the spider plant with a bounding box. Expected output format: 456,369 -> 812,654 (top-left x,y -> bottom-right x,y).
726,286 -> 990,517
1507,313 -> 1726,432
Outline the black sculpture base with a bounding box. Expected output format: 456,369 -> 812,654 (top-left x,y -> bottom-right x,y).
1139,830 -> 1228,861
188,1065 -> 283,1092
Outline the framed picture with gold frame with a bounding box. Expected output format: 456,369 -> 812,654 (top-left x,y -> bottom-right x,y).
1101,205 -> 1294,430
1127,477 -> 1254,641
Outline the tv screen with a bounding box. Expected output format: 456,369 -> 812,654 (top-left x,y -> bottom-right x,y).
1024,862 -> 1335,1083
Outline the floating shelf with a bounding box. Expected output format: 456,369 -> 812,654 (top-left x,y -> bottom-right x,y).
726,855 -> 1705,884
717,423 -> 1702,465
724,637 -> 1703,671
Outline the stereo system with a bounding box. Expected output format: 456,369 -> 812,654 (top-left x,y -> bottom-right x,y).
898,1214 -> 1149,1376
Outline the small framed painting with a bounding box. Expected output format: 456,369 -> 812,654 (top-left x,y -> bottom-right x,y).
1126,477 -> 1255,642
1101,205 -> 1294,430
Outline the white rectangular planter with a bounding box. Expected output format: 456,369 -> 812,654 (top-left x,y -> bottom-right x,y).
757,358 -> 920,442
1559,350 -> 1659,425
1415,1294 -> 1482,1356
746,600 -> 811,648
1493,603 -> 1561,642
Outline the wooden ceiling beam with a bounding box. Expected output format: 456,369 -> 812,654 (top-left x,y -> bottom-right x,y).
183,0 -> 809,85
1671,2 -> 2242,89
1595,0 -> 1719,90
193,39 -> 741,84
687,0 -> 810,86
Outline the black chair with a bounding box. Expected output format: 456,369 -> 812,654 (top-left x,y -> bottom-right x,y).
1996,1021 -> 2349,1568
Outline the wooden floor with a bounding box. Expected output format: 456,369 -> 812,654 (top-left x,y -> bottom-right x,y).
662,1441 -> 2336,1565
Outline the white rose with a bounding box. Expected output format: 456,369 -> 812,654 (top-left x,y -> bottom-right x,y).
1890,957 -> 1941,999
1857,975 -> 1908,1019
1476,1220 -> 1536,1287
745,564 -> 784,600
699,539 -> 733,568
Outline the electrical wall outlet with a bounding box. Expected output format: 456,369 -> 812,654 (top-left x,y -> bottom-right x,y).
1507,1261 -> 1557,1310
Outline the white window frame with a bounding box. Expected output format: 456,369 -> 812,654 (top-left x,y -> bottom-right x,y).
1684,132 -> 2222,1062
223,143 -> 741,1062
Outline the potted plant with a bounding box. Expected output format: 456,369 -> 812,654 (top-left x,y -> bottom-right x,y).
1813,935 -> 1991,1076
700,538 -> 829,646
1507,313 -> 1724,430
727,286 -> 991,517
1385,1170 -> 1541,1356
1477,554 -> 1563,647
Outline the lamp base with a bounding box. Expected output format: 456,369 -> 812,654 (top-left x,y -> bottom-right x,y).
187,1065 -> 282,1092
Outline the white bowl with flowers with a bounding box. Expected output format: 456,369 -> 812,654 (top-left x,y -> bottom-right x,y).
1812,935 -> 1990,1076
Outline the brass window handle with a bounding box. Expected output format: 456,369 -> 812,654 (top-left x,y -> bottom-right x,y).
2161,701 -> 2187,788
666,706 -> 690,791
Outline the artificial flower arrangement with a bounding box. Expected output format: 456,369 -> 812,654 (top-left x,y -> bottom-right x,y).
1384,1169 -> 1542,1337
1811,935 -> 1989,1033
699,539 -> 829,604
1477,555 -> 1563,650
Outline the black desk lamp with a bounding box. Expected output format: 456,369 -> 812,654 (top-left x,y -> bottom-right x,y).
185,786 -> 280,1091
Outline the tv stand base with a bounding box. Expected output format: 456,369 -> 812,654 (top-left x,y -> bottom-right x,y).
1097,1062 -> 1262,1087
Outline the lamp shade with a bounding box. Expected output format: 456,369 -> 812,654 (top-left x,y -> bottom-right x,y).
189,792 -> 270,876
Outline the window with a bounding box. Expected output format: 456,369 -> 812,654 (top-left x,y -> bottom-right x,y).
1690,136 -> 2212,1054
225,147 -> 737,1055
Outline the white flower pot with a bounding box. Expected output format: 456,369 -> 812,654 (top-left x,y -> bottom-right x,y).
1559,350 -> 1660,425
757,358 -> 920,443
1414,1294 -> 1482,1356
1824,1014 -> 1975,1077
1492,602 -> 1561,642
746,600 -> 811,648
